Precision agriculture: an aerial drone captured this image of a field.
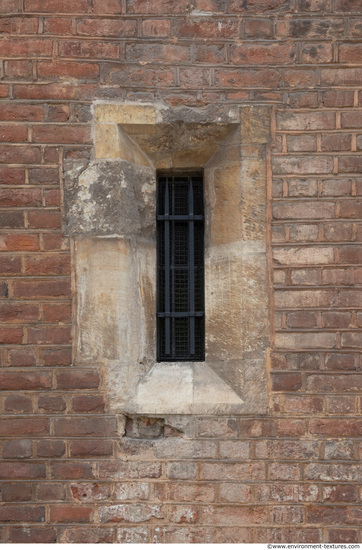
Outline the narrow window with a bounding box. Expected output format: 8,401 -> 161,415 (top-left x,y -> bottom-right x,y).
157,173 -> 205,362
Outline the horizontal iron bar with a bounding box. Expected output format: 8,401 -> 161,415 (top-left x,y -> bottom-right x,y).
157,215 -> 204,221
157,312 -> 204,318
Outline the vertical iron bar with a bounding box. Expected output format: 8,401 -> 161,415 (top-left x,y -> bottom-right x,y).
164,177 -> 170,355
189,177 -> 195,355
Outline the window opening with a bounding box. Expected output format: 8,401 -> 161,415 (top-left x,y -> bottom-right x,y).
157,173 -> 205,362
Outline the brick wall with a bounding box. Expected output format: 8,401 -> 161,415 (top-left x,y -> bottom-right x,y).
0,0 -> 361,543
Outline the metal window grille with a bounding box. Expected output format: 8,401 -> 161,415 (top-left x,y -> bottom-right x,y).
157,173 -> 205,362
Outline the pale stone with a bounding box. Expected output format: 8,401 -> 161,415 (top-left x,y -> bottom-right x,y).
95,103 -> 156,124
240,105 -> 272,144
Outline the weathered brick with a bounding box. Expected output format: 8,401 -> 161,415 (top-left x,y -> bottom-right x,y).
50,505 -> 92,523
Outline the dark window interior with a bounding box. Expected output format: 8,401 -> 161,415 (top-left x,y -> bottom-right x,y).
157,173 -> 205,362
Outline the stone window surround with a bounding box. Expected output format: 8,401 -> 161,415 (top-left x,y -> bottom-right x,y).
64,102 -> 271,416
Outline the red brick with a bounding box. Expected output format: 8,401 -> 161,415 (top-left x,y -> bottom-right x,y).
322,268 -> 353,285
301,42 -> 332,63
2,483 -> 33,502
3,439 -> 32,458
71,395 -> 105,413
195,44 -> 226,64
43,304 -> 71,323
175,18 -> 238,39
0,123 -> 28,143
41,347 -> 72,366
0,38 -> 52,57
9,528 -> 57,544
38,394 -> 66,412
0,256 -> 21,274
0,188 -> 41,207
340,43 -> 362,64
56,370 -> 100,390
282,69 -> 316,87
0,417 -> 49,436
38,61 -> 99,80
0,372 -> 51,390
321,134 -> 351,152
4,394 -> 32,412
286,135 -> 317,152
50,505 -> 92,523
44,17 -> 74,35
284,396 -> 324,414
0,462 -> 46,479
0,145 -> 42,164
335,0 -> 362,10
0,16 -> 38,34
289,92 -> 318,108
102,65 -> 175,87
59,40 -> 120,60
323,485 -> 357,502
286,311 -> 317,328
51,462 -> 94,480
230,43 -> 295,65
43,233 -> 69,251
328,395 -> 356,414
127,43 -> 190,64
0,0 -> 19,13
126,0 -> 188,13
14,83 -> 78,100
93,0 -> 122,13
275,419 -> 306,437
0,328 -> 22,344
269,463 -> 301,481
44,189 -> 61,206
328,529 -> 358,543
70,482 -> 111,502
277,18 -> 344,37
0,166 -> 25,184
214,68 -> 279,88
36,482 -> 65,501
27,326 -> 71,345
13,280 -> 71,298
201,462 -> 265,481
4,60 -> 33,79
277,111 -> 335,131
322,68 -> 362,86
322,90 -> 354,107
54,417 -> 117,437
271,373 -> 302,391
0,505 -> 45,523
0,211 -> 24,228
24,0 -> 92,12
338,290 -> 362,307
63,527 -> 114,544
37,439 -> 66,458
325,353 -> 356,371
77,18 -> 137,37
35,168 -> 63,186
322,178 -> 352,196
244,18 -> 274,38
32,125 -> 91,144
98,460 -> 162,480
153,526 -> 216,544
142,19 -> 171,37
26,255 -> 70,276
309,419 -> 362,436
322,311 -> 351,328
274,201 -> 335,219
70,439 -> 113,457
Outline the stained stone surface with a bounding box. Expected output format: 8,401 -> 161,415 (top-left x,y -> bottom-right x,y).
64,103 -> 271,415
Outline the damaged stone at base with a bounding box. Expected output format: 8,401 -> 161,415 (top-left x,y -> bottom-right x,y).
63,102 -> 271,416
